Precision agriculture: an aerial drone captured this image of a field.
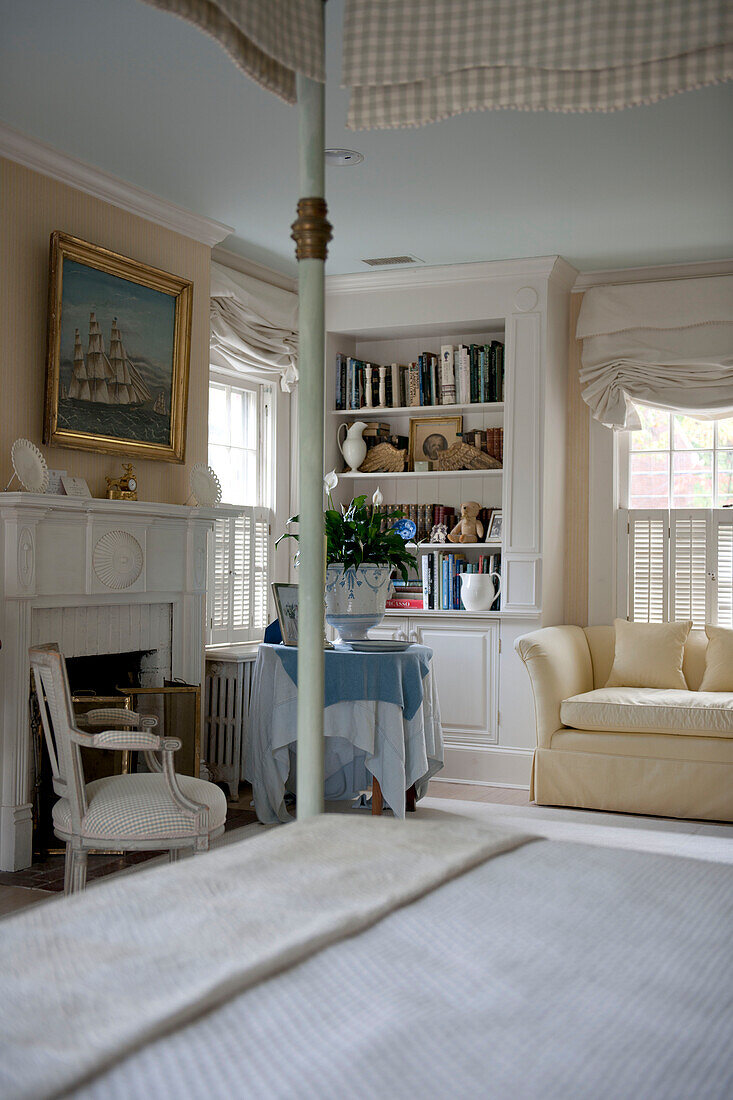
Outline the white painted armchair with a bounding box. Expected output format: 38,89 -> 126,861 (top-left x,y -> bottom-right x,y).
29,644 -> 227,894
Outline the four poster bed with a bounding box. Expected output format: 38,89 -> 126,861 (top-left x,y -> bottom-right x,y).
3,2 -> 733,1097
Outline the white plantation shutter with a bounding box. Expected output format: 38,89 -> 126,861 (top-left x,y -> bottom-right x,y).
208,508 -> 272,643
626,509 -> 733,627
628,511 -> 668,623
211,518 -> 231,633
715,513 -> 733,628
670,511 -> 710,629
253,508 -> 270,631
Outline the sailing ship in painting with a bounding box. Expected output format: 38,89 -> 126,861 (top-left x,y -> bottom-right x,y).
69,314 -> 151,406
58,312 -> 172,443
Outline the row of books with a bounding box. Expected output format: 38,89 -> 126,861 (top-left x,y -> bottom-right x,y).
375,503 -> 497,544
386,554 -> 502,612
335,342 -> 505,410
464,428 -> 503,463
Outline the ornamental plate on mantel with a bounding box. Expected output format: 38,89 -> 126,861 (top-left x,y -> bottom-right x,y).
93,530 -> 144,590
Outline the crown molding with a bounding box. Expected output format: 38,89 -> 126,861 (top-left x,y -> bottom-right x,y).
212,245 -> 296,292
0,123 -> 233,247
573,257 -> 733,291
326,255 -> 577,295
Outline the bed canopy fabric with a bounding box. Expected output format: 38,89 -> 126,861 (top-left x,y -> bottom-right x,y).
577,276 -> 733,430
141,0 -> 325,101
210,262 -> 299,390
342,0 -> 733,130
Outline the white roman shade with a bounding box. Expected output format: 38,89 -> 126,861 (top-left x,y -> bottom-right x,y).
343,0 -> 733,130
141,0 -> 325,102
577,275 -> 733,430
210,262 -> 299,391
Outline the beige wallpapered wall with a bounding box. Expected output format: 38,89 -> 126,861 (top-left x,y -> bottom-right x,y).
0,157 -> 211,502
564,291 -> 590,625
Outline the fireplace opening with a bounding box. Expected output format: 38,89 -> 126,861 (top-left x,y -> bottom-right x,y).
65,649 -> 156,695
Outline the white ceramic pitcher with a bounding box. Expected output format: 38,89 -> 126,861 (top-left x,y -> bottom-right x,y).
459,571 -> 501,612
337,421 -> 368,472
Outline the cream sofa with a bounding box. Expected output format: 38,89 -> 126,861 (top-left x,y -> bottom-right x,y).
516,625 -> 733,822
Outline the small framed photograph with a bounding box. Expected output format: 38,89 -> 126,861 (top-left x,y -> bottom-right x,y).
408,415 -> 463,471
272,582 -> 300,646
486,509 -> 503,541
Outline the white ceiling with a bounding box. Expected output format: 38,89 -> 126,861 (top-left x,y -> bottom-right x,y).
1,0 -> 732,278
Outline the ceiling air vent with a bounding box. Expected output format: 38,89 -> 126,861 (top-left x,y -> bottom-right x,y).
361,255 -> 424,267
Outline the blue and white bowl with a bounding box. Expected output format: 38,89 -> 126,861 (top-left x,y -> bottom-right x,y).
325,563 -> 393,641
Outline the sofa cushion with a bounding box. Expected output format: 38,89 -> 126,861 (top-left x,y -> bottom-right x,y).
700,625 -> 733,692
560,687 -> 733,737
605,619 -> 691,689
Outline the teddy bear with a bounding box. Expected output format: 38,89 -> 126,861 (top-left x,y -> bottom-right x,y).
447,501 -> 484,544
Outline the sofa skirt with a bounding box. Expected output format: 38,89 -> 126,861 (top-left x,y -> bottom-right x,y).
533,745 -> 733,822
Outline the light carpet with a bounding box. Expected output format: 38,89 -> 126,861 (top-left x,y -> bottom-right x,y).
418,797 -> 733,864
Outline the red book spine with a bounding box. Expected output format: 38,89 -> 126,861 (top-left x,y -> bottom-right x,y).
386,598 -> 424,609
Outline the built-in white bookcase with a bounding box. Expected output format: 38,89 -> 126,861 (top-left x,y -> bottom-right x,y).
324,258 -> 576,787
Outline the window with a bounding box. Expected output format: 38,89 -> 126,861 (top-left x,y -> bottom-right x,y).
623,406 -> 733,629
628,406 -> 733,509
207,370 -> 274,644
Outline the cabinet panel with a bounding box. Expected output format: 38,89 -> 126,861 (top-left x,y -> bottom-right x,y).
412,616 -> 498,746
368,617 -> 409,642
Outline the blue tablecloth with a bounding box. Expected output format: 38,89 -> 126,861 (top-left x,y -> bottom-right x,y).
245,643 -> 444,823
274,644 -> 433,721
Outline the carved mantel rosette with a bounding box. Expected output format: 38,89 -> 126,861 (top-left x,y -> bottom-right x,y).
92,530 -> 144,590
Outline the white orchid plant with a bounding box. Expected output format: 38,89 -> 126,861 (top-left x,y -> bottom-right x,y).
275,472 -> 417,582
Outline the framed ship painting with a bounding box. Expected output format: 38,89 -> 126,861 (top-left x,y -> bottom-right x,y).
44,232 -> 192,462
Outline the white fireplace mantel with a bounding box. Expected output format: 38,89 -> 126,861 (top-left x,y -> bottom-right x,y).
0,493 -> 240,870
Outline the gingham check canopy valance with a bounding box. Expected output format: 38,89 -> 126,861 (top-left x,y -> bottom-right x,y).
343,0 -> 733,129
141,0 -> 325,102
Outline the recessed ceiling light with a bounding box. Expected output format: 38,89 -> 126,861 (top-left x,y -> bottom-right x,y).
325,148 -> 364,166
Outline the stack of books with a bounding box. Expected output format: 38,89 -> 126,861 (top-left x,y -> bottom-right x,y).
386,578 -> 424,610
334,341 -> 505,410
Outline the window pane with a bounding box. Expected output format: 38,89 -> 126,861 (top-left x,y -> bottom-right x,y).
718,450 -> 733,507
630,405 -> 669,451
672,450 -> 713,508
718,419 -> 733,448
673,414 -> 713,450
629,452 -> 670,508
208,384 -> 229,445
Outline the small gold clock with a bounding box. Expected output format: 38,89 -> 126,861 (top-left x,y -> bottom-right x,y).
105,463 -> 138,501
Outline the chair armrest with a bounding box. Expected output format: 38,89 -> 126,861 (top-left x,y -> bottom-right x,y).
79,708 -> 158,730
515,626 -> 593,748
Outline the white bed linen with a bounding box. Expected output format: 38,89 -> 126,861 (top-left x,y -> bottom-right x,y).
71,839 -> 733,1100
0,816 -> 524,1100
245,646 -> 444,821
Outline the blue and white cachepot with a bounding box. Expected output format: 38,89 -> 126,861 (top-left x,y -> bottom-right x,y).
325,563 -> 393,641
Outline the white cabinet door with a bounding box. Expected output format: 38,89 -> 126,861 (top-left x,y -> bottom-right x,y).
370,616 -> 410,642
411,617 -> 499,747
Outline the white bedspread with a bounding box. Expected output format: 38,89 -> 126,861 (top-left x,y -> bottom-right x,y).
73,839 -> 733,1100
0,815 -> 528,1100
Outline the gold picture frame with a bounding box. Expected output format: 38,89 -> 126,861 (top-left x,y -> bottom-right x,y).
44,232 -> 192,462
408,415 -> 463,471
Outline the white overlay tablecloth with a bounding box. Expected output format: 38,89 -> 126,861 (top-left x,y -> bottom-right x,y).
244,644 -> 444,822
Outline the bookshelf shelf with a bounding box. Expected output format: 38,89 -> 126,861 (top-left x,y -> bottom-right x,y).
333,402 -> 504,417
340,469 -> 502,481
406,541 -> 501,551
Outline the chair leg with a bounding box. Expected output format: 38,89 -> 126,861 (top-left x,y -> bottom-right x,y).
168,847 -> 181,863
65,847 -> 88,896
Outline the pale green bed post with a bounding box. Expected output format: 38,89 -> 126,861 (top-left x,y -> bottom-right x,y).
293,36 -> 332,820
